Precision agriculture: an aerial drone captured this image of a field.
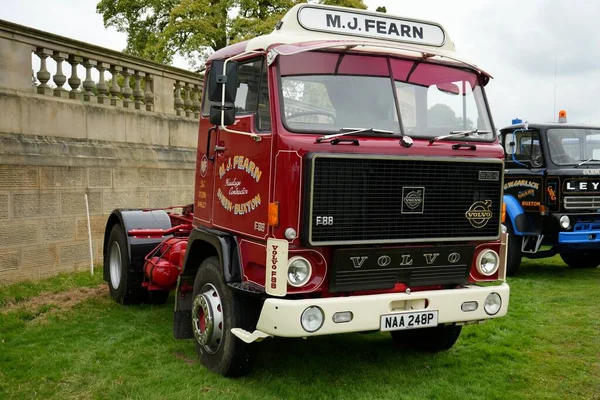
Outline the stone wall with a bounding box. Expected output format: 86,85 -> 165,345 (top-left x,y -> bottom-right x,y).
0,19 -> 200,284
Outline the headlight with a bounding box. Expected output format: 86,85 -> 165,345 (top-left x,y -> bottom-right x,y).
287,256 -> 312,287
559,215 -> 571,229
484,292 -> 502,315
301,306 -> 324,332
476,249 -> 500,276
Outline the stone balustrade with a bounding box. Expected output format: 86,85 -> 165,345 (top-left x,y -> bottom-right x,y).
0,19 -> 200,284
0,18 -> 203,117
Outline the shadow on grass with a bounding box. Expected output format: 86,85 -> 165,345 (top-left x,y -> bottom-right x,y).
250,331 -> 460,380
515,257 -> 599,281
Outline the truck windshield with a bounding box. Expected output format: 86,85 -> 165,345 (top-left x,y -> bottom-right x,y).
547,128 -> 600,165
278,51 -> 493,139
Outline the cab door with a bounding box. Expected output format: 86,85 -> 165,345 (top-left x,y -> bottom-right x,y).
211,57 -> 272,240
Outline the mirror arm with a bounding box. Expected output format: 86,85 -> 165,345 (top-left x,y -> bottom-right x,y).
217,50 -> 266,143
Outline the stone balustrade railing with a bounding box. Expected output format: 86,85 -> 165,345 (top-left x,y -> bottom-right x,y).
0,19 -> 203,117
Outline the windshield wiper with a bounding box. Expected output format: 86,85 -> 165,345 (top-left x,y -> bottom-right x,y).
316,127 -> 395,143
429,129 -> 492,145
576,158 -> 600,167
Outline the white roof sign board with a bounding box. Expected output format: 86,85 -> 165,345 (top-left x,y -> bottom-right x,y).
297,5 -> 446,47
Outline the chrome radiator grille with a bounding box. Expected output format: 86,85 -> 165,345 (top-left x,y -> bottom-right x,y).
303,154 -> 503,246
564,196 -> 600,210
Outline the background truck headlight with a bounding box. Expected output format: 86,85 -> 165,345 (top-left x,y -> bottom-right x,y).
287,256 -> 312,287
559,215 -> 571,229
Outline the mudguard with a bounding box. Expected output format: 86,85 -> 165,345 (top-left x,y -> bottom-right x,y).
181,226 -> 242,283
503,195 -> 531,235
103,209 -> 172,282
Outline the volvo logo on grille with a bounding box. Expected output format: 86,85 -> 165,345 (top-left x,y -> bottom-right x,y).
402,187 -> 425,214
465,200 -> 493,228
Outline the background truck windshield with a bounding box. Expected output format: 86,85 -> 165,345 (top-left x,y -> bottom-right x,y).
278,51 -> 493,138
547,128 -> 600,165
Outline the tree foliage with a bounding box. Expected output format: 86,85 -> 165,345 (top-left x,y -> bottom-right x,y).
97,0 -> 367,66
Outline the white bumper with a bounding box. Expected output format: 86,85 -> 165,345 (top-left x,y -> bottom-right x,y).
233,283 -> 509,342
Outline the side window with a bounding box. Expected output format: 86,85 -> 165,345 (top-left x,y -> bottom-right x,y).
201,78 -> 210,116
504,130 -> 542,165
235,58 -> 271,131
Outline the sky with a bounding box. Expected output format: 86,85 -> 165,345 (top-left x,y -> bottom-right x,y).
2,0 -> 599,127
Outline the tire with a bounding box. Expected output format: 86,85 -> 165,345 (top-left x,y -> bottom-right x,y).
105,224 -> 146,305
191,257 -> 258,377
505,220 -> 522,276
390,325 -> 462,352
560,251 -> 600,269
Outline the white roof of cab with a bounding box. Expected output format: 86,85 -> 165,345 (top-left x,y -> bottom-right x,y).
240,4 -> 492,79
247,4 -> 456,53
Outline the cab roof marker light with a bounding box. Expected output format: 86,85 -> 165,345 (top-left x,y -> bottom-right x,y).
558,110 -> 567,123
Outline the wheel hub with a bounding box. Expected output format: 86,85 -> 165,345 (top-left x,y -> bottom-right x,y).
192,284 -> 223,354
109,241 -> 122,289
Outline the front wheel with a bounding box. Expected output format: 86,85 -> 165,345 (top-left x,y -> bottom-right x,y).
191,257 -> 258,377
560,251 -> 600,268
390,325 -> 462,352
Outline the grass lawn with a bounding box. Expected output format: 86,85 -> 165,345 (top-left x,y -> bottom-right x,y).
0,256 -> 599,400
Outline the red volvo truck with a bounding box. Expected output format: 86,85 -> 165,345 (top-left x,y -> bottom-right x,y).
103,4 -> 510,376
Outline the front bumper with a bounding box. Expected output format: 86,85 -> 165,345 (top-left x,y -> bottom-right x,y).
558,230 -> 600,244
232,283 -> 509,343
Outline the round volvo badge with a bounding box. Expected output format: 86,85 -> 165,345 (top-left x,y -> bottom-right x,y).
465,200 -> 493,228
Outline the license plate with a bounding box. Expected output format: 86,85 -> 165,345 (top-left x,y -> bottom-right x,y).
380,310 -> 438,332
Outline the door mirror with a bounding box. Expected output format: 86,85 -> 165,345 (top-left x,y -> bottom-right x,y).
209,104 -> 235,126
505,133 -> 516,155
208,60 -> 238,103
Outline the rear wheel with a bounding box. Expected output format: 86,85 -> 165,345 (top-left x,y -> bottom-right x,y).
191,257 -> 257,377
560,251 -> 600,268
505,220 -> 522,276
390,325 -> 462,352
105,224 -> 146,305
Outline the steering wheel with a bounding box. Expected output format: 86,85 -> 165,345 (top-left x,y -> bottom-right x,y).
286,111 -> 336,123
552,153 -> 575,164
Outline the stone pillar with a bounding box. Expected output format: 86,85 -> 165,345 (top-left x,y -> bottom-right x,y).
52,51 -> 69,98
67,55 -> 83,100
96,62 -> 109,104
121,68 -> 133,108
192,84 -> 202,119
149,76 -> 175,115
144,74 -> 154,112
0,37 -> 34,92
82,59 -> 97,102
35,47 -> 53,95
174,80 -> 184,116
133,71 -> 145,110
184,82 -> 193,118
109,65 -> 123,107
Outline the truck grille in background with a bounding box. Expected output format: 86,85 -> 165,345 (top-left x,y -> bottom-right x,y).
304,154 -> 503,245
564,196 -> 600,210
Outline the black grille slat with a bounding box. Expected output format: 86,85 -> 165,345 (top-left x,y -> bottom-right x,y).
306,155 -> 503,245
